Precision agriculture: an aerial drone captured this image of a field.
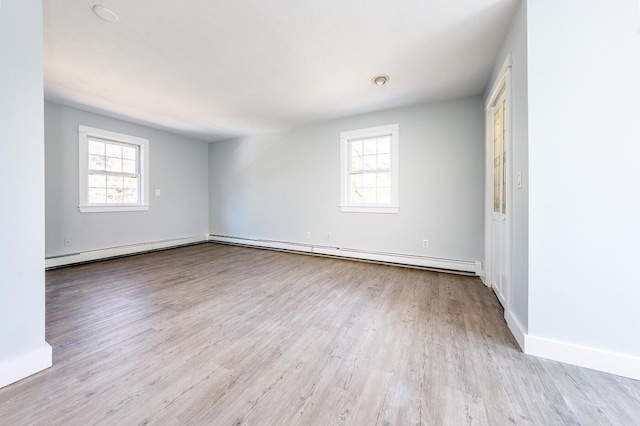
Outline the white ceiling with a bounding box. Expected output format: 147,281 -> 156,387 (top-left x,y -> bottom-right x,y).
43,0 -> 520,142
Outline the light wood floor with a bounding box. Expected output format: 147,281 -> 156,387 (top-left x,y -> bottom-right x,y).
1,244 -> 639,425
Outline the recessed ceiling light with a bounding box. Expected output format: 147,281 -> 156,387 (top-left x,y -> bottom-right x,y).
372,75 -> 389,86
93,5 -> 119,23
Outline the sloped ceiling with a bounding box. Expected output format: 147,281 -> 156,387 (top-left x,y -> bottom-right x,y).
43,0 -> 520,141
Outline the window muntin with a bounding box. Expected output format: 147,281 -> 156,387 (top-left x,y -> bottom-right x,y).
78,126 -> 149,213
340,124 -> 399,213
87,137 -> 140,204
348,135 -> 392,204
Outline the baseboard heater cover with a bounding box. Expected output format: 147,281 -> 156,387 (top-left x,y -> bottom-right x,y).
208,234 -> 482,275
44,235 -> 208,269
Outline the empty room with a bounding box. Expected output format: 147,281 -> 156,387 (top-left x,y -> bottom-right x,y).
1,0 -> 639,424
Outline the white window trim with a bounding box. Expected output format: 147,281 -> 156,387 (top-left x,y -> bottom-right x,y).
339,123 -> 399,214
78,125 -> 150,213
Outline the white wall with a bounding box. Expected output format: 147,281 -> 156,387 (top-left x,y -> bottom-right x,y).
484,0 -> 529,335
0,0 -> 52,388
527,0 -> 640,378
210,97 -> 484,263
44,103 -> 210,257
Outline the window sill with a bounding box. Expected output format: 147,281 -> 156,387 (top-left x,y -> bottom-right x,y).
339,205 -> 399,214
79,205 -> 150,213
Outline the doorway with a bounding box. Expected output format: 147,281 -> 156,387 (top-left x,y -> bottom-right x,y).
485,56 -> 512,312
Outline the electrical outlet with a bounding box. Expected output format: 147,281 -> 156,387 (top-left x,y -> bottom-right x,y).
326,234 -> 331,240
155,189 -> 161,196
64,238 -> 72,247
306,231 -> 311,239
422,239 -> 429,248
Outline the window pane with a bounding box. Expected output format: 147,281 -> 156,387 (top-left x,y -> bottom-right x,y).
88,188 -> 106,203
107,175 -> 123,189
123,189 -> 138,203
350,140 -> 363,156
106,143 -> 122,159
122,145 -> 137,160
377,154 -> 390,170
376,188 -> 391,203
107,188 -> 124,203
350,150 -> 363,171
362,173 -> 376,188
494,107 -> 502,213
363,138 -> 377,155
377,137 -> 391,154
363,155 -> 377,171
122,159 -> 136,174
350,190 -> 363,204
89,155 -> 106,171
377,172 -> 391,188
88,140 -> 105,155
349,174 -> 363,192
88,174 -> 106,188
351,157 -> 363,172
502,98 -> 507,215
350,140 -> 363,172
106,157 -> 122,173
123,176 -> 138,189
362,188 -> 376,203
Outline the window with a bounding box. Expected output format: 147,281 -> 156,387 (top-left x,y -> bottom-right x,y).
340,124 -> 399,213
78,125 -> 149,213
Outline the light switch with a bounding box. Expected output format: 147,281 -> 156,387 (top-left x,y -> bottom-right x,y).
155,189 -> 161,196
516,172 -> 523,189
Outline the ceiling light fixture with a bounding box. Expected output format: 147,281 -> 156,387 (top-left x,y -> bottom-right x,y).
372,75 -> 389,86
92,5 -> 119,23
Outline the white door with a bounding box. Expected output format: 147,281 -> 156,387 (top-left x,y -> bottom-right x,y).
491,88 -> 508,307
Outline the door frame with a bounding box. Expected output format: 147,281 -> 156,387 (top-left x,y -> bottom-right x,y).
484,54 -> 513,314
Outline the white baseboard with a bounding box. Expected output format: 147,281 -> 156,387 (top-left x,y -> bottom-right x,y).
505,309 -> 526,350
208,234 -> 481,274
501,308 -> 639,380
0,343 -> 52,389
524,335 -> 640,381
45,235 -> 208,269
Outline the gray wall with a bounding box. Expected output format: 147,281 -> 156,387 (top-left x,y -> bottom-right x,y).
527,0 -> 640,357
484,0 -> 529,331
210,97 -> 484,262
44,103 -> 210,257
0,0 -> 49,384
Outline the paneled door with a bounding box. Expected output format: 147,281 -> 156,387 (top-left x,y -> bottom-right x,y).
491,86 -> 508,307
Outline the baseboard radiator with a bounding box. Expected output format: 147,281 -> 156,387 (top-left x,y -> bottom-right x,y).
44,235 -> 208,269
208,234 -> 482,276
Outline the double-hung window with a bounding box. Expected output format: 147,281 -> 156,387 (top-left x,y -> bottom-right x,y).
340,124 -> 399,213
78,125 -> 149,213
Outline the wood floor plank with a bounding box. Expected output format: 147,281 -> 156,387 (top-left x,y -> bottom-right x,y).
1,243 -> 639,425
